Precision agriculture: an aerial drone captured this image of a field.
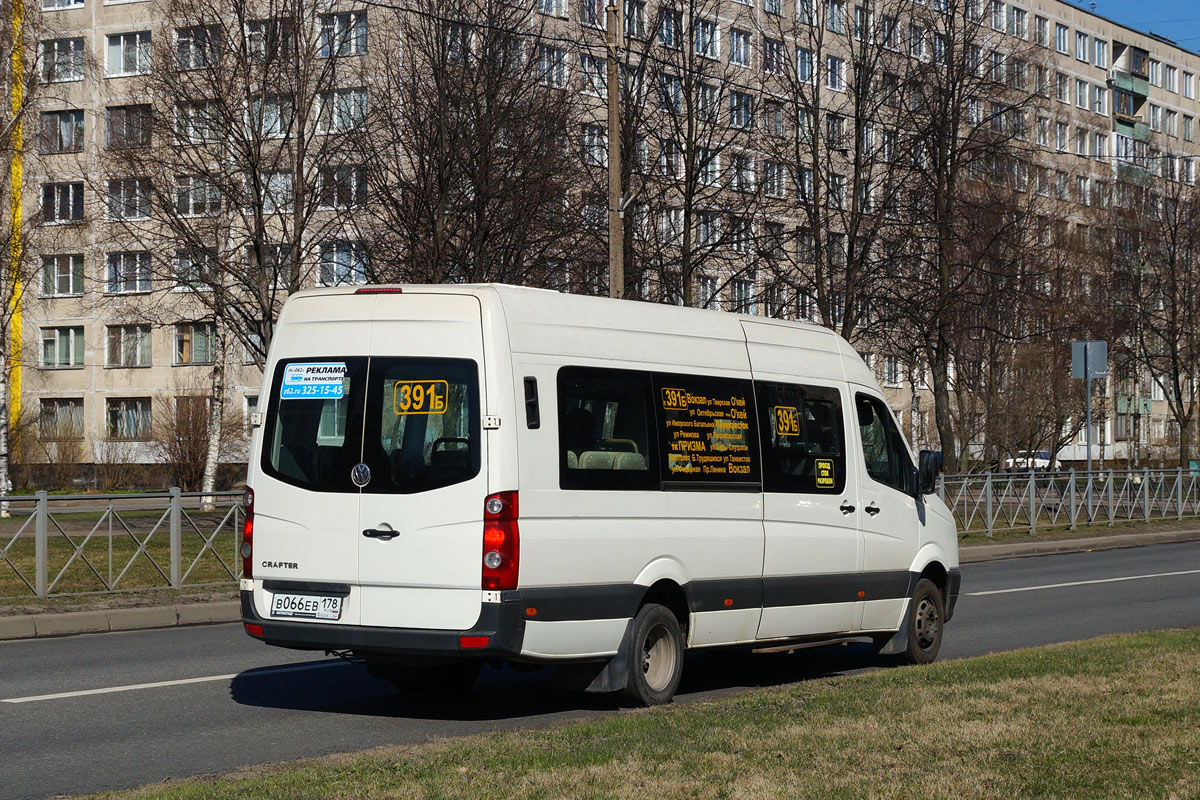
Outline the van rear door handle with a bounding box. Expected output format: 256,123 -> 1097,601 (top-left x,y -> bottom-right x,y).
865,502 -> 881,516
362,528 -> 399,540
839,502 -> 856,515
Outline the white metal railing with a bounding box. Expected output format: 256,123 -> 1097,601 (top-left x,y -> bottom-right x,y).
0,489 -> 243,597
939,468 -> 1200,537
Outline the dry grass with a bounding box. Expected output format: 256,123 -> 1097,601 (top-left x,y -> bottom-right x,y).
85,628 -> 1200,800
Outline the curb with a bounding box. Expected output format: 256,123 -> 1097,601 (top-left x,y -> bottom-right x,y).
4,531 -> 1200,641
0,600 -> 240,641
959,528 -> 1200,563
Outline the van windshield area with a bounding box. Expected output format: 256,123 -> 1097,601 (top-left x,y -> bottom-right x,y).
262,357 -> 480,494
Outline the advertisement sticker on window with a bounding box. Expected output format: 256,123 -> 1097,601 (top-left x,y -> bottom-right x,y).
280,362 -> 347,399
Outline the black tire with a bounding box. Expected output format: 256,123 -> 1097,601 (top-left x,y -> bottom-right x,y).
902,578 -> 945,665
388,660 -> 482,695
622,603 -> 684,706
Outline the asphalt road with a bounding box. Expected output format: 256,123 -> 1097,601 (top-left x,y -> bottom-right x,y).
4,541 -> 1200,800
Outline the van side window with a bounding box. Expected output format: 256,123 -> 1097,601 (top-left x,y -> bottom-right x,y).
755,382 -> 846,494
558,367 -> 657,490
856,393 -> 913,493
655,374 -> 759,486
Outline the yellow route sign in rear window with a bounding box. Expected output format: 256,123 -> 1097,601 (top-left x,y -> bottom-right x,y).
815,458 -> 835,488
393,380 -> 448,415
773,406 -> 799,436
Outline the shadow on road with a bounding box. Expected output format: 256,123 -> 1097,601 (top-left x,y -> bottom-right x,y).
229,642 -> 886,721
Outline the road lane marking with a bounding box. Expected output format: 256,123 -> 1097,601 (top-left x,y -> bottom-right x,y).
966,568 -> 1200,597
1,661 -> 348,704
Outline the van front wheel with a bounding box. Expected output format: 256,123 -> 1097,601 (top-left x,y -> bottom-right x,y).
622,603 -> 684,706
902,578 -> 945,665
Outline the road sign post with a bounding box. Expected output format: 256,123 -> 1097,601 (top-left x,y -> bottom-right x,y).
1072,341 -> 1107,515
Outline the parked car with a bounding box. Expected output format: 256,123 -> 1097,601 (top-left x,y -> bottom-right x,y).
1003,450 -> 1062,472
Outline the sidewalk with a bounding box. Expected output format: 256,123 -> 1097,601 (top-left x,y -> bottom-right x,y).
3,528 -> 1199,641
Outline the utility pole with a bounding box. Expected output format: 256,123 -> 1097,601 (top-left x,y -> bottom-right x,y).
605,0 -> 624,299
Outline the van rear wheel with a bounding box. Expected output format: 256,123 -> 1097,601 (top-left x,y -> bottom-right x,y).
622,603 -> 684,706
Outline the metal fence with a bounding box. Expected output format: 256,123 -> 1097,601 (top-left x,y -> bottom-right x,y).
940,468 -> 1200,537
0,490 -> 243,597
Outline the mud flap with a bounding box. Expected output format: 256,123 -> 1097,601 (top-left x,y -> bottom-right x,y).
876,599 -> 910,656
552,619 -> 634,694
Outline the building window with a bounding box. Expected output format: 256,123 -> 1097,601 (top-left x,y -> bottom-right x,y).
537,0 -> 564,17
698,83 -> 719,122
263,171 -> 294,213
1074,31 -> 1087,61
729,91 -> 753,128
39,110 -> 84,154
41,182 -> 84,223
249,94 -> 294,139
764,160 -> 785,198
41,326 -> 84,368
699,274 -> 719,309
731,152 -> 754,191
317,164 -> 366,209
41,38 -> 84,82
107,398 -> 152,441
1075,79 -> 1087,109
106,251 -> 151,294
1149,59 -> 1162,87
883,356 -> 901,387
764,101 -> 784,136
106,178 -> 151,220
106,32 -> 152,76
826,0 -> 845,34
732,278 -> 754,314
175,322 -> 215,365
316,87 -> 367,133
826,56 -> 844,91
1091,85 -> 1106,115
536,46 -> 567,88
176,174 -> 220,216
174,249 -> 214,290
247,19 -> 293,62
174,101 -> 219,143
796,47 -> 814,83
657,138 -> 681,176
106,104 -> 151,149
580,54 -> 605,95
582,123 -> 607,167
624,0 -> 647,38
107,325 -> 152,367
763,0 -> 780,15
693,19 -> 718,59
1055,23 -> 1068,54
1166,65 -> 1178,93
661,207 -> 683,244
762,37 -> 783,75
42,254 -> 83,297
319,241 -> 368,286
39,399 -> 83,441
1185,116 -> 1194,143
1149,104 -> 1162,132
989,0 -> 1004,31
320,11 -> 367,57
1094,38 -> 1107,68
175,25 -> 220,69
658,9 -> 681,48
1034,16 -> 1047,46
1008,6 -> 1025,37
579,0 -> 603,27
697,212 -> 720,247
1184,72 -> 1195,100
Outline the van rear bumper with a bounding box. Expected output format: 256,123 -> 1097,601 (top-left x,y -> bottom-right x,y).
240,591 -> 525,658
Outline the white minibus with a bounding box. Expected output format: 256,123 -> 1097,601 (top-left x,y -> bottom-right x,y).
241,284 -> 960,705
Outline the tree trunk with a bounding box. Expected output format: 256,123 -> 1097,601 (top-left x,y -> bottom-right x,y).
0,349 -> 11,518
200,322 -> 226,510
931,336 -> 958,473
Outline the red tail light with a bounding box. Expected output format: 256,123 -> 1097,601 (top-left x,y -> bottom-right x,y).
244,623 -> 264,637
241,487 -> 254,579
482,491 -> 519,590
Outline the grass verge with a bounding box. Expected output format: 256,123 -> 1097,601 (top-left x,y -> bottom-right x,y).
86,628 -> 1200,800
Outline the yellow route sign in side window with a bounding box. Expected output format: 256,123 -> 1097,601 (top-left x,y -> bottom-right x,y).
393,380 -> 449,415
815,458 -> 835,488
773,405 -> 800,436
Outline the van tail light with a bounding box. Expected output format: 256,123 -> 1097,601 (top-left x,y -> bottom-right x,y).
241,487 -> 254,579
482,491 -> 519,590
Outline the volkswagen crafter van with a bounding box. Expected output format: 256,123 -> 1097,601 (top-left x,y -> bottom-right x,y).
241,284 -> 960,705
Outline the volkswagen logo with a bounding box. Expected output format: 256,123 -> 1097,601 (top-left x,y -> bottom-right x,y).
351,463 -> 371,488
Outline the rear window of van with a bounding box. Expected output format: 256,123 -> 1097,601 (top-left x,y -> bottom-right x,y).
262,357 -> 480,494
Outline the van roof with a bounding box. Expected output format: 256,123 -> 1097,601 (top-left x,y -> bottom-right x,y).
289,282 -> 832,335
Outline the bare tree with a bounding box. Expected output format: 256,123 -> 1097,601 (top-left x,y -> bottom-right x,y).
1110,159 -> 1200,468
353,0 -> 582,287
97,0 -> 371,495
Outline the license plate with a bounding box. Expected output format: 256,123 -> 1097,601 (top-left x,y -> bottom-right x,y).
269,593 -> 343,621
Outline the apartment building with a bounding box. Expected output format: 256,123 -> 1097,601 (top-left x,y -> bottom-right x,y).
17,0 -> 1200,472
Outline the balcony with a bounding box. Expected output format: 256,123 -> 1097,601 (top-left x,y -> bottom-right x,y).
1108,69 -> 1149,97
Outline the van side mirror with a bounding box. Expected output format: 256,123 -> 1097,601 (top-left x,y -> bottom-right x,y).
917,450 -> 942,496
